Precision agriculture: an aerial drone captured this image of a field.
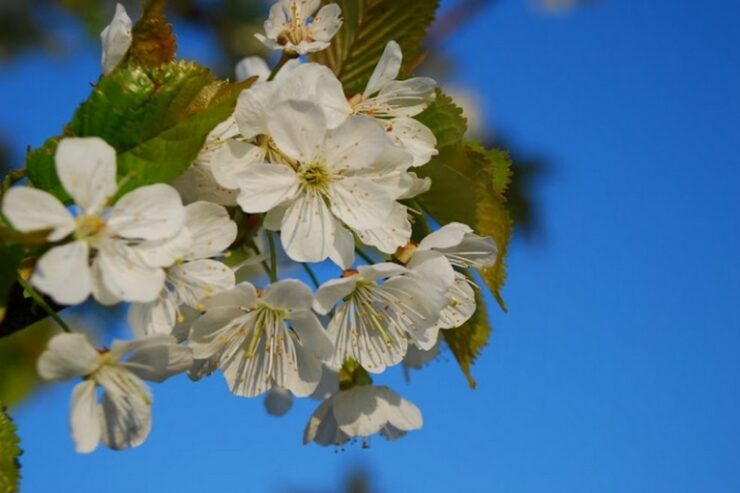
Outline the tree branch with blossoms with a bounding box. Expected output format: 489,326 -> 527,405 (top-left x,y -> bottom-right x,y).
0,0 -> 513,481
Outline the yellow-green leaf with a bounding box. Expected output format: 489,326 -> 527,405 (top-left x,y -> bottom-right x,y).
26,61 -> 253,200
309,0 -> 439,95
415,91 -> 513,311
442,289 -> 491,389
0,405 -> 21,493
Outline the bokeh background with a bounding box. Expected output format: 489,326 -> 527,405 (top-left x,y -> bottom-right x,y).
1,0 -> 739,491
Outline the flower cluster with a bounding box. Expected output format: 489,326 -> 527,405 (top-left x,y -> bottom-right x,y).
6,1 -> 500,452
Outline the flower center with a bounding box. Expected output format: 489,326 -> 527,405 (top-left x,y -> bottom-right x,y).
277,1 -> 312,47
244,303 -> 289,359
74,214 -> 106,241
300,161 -> 331,195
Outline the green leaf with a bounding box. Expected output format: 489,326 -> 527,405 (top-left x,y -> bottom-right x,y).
123,0 -> 177,69
0,322 -> 54,405
309,0 -> 439,95
0,405 -> 21,493
416,90 -> 467,151
415,91 -> 513,311
26,62 -> 253,199
0,245 -> 22,325
442,288 -> 491,389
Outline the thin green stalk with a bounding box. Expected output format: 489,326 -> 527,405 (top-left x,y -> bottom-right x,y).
266,230 -> 278,283
355,247 -> 374,265
301,263 -> 320,289
17,277 -> 71,333
268,53 -> 294,81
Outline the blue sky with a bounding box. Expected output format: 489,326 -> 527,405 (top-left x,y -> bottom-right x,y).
2,0 -> 740,491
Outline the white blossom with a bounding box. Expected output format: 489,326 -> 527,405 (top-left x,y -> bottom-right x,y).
2,137 -> 187,305
349,41 -> 438,166
128,201 -> 237,337
313,263 -> 449,373
408,222 -> 498,330
100,3 -> 132,76
256,0 -> 342,55
188,280 -> 333,397
232,100 -> 415,267
303,384 -> 422,446
37,333 -> 192,452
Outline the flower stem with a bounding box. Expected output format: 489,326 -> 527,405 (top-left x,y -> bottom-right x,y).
268,53 -> 293,81
17,277 -> 71,333
355,247 -> 374,265
301,263 -> 320,289
266,230 -> 278,283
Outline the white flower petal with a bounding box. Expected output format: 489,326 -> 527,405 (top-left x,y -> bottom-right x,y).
95,245 -> 166,303
324,116 -> 389,171
356,203 -> 411,254
417,222 -> 473,251
108,184 -> 185,241
267,100 -> 327,163
309,3 -> 343,42
407,250 -> 456,293
373,78 -> 437,118
281,192 -> 336,263
276,63 -> 351,128
90,258 -> 122,305
37,333 -> 100,381
183,202 -> 237,260
313,276 -> 358,315
235,56 -> 270,82
234,82 -> 279,138
397,172 -> 432,199
333,386 -> 387,437
204,282 -> 258,311
326,299 -> 408,373
55,137 -> 117,213
97,370 -> 152,450
275,338 -> 323,397
129,226 -> 192,268
364,40 -> 402,98
357,262 -> 407,281
100,3 -> 132,76
387,117 -> 438,166
235,163 -> 300,214
436,273 -> 477,329
328,176 -> 395,230
169,259 -> 235,307
70,380 -> 101,453
303,396 -> 350,446
1,187 -> 75,241
128,294 -> 179,338
328,222 -> 355,270
261,279 -> 313,311
189,308 -> 250,359
118,335 -> 193,382
210,140 -> 265,190
30,241 -> 92,305
377,386 -> 423,431
172,163 -> 238,207
288,310 -> 333,360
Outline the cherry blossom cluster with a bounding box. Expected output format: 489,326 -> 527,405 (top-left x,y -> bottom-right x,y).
2,0 -> 498,452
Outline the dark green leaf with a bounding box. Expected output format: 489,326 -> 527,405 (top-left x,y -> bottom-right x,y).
442,288 -> 491,389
